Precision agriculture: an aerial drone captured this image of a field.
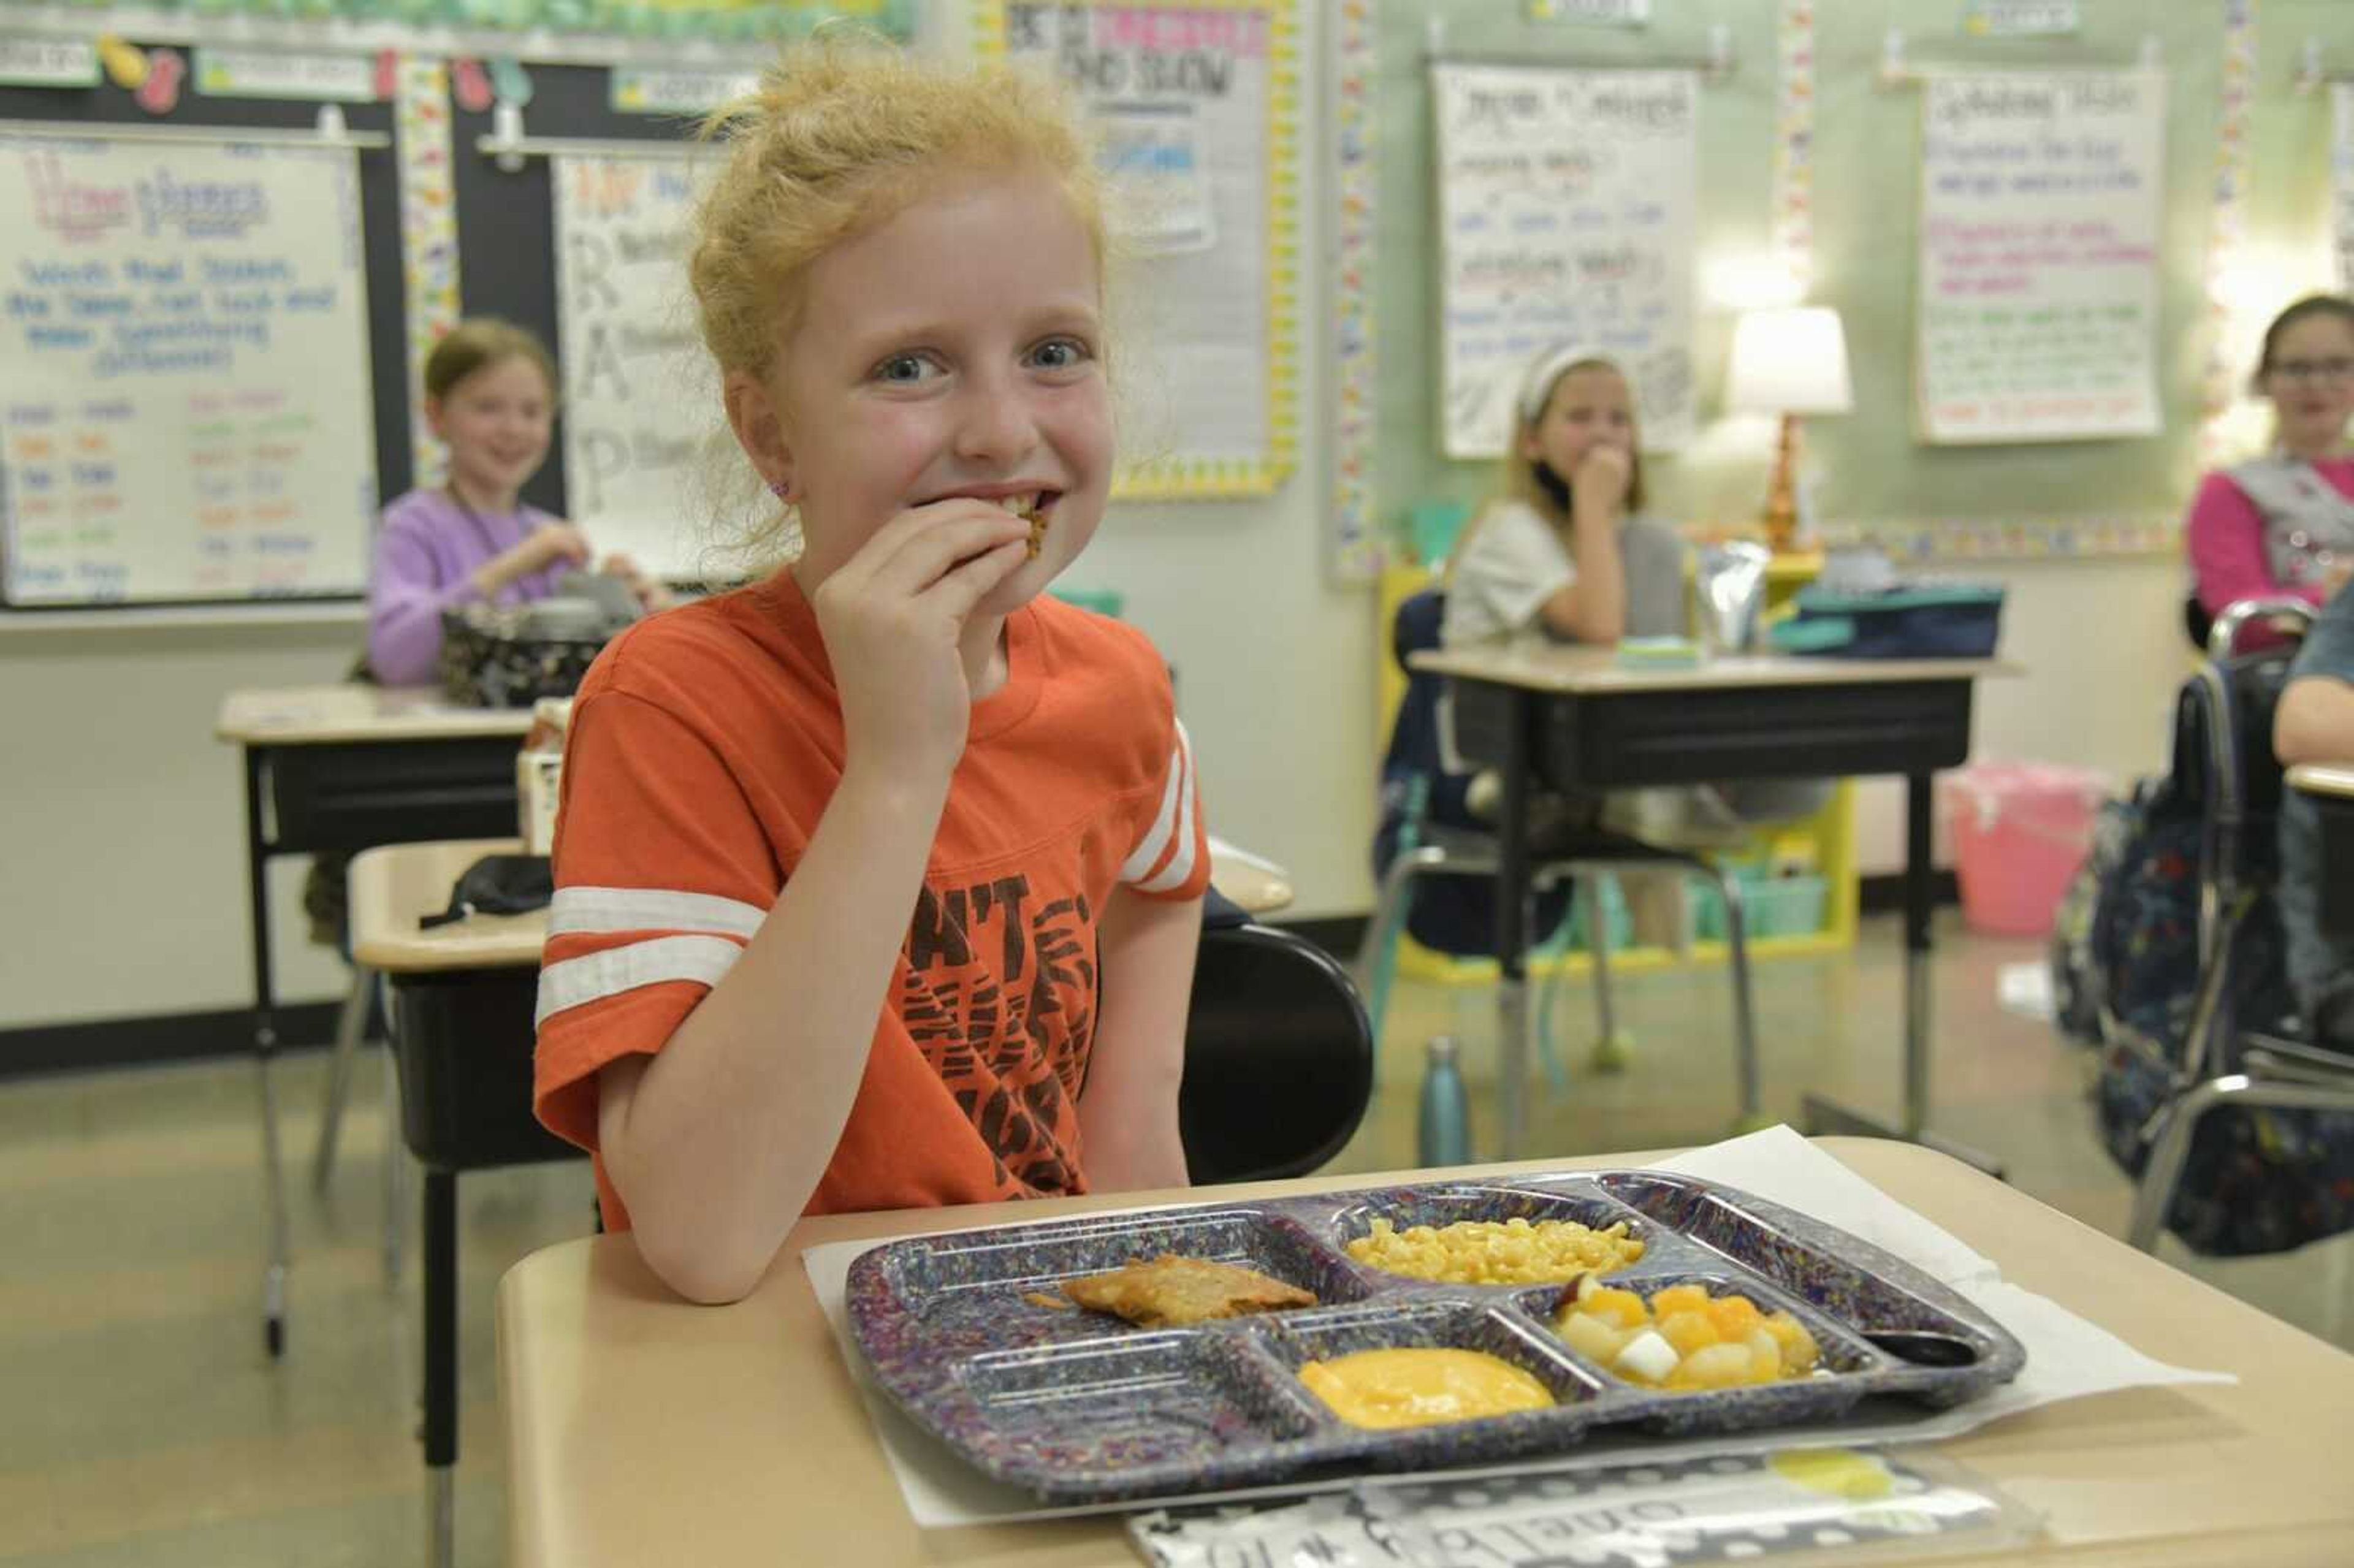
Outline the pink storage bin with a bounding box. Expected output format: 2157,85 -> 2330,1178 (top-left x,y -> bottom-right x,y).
1941,763 -> 2107,938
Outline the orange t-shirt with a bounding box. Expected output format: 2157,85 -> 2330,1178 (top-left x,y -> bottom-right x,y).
531,572 -> 1210,1229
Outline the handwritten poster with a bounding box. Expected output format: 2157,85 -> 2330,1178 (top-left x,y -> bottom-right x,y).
552,153 -> 715,582
1914,72 -> 2164,443
1431,66 -> 1698,460
2334,83 -> 2354,295
997,1 -> 1295,496
0,135 -> 375,605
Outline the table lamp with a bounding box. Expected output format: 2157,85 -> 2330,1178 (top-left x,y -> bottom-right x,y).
1726,305 -> 1853,553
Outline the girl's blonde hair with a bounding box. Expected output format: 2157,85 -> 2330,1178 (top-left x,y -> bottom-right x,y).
422,318 -> 557,405
1448,351 -> 1645,580
688,36 -> 1107,386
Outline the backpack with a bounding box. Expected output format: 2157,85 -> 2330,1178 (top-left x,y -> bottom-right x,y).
2054,655 -> 2354,1256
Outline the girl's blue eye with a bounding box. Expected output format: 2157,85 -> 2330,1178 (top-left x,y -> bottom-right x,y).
875,354 -> 934,384
1030,337 -> 1091,371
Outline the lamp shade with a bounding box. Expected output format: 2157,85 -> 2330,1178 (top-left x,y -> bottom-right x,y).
1726,305 -> 1854,416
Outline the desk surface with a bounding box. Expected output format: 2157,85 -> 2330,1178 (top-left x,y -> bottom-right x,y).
1409,643 -> 2012,695
498,1139 -> 2354,1568
2287,763 -> 2354,802
349,838 -> 1295,975
216,683 -> 537,745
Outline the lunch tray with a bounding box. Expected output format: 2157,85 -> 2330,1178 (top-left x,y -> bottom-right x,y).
844,1170 -> 2026,1504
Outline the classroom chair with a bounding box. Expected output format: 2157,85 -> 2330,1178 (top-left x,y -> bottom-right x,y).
2109,604 -> 2354,1256
1179,918 -> 1374,1184
1361,589 -> 1763,1157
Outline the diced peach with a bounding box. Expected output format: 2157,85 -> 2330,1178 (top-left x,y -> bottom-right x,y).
1707,1295 -> 1762,1338
1650,1284 -> 1709,1316
1656,1309 -> 1721,1357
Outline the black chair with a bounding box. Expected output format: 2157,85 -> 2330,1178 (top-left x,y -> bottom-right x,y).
1179,921 -> 1374,1184
2117,601 -> 2354,1252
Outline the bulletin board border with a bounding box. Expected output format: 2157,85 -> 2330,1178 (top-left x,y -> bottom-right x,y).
972,0 -> 1300,502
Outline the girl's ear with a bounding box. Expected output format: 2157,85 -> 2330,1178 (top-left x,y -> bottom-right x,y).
724,371 -> 796,500
423,395 -> 448,443
1515,422 -> 1543,463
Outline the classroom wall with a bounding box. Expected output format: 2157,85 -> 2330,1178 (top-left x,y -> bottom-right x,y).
0,2 -> 1370,1039
8,0 -> 2354,1037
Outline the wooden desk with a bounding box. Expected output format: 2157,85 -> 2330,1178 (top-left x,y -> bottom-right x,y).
1409,644 -> 2011,1163
497,1138 -> 2354,1567
349,839 -> 577,1568
215,685 -> 534,1358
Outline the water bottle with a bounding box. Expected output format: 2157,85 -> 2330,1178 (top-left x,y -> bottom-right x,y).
1417,1036 -> 1471,1168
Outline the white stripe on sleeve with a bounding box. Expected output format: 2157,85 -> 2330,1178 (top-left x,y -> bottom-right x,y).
1119,724 -> 1187,885
1133,722 -> 1200,894
535,935 -> 745,1029
547,885 -> 768,940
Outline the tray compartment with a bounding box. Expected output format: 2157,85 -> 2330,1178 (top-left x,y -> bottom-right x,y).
1258,1299 -> 1612,1469
1319,1182 -> 1655,1287
1517,1271 -> 1880,1433
1595,1172 -> 2021,1402
868,1208 -> 1365,1358
951,1330 -> 1328,1498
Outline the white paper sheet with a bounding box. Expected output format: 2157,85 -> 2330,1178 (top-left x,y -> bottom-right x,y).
800,1125 -> 2230,1529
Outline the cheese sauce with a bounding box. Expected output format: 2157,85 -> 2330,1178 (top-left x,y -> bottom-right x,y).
1298,1348 -> 1554,1429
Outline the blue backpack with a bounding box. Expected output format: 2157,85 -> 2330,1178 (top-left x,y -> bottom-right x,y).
2052,655 -> 2354,1255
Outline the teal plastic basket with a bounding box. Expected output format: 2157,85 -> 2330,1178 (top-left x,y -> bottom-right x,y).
1691,870 -> 1827,941
1406,501 -> 1473,567
1051,587 -> 1125,619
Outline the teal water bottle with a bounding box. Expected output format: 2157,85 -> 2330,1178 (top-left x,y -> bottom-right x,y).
1417,1036 -> 1471,1168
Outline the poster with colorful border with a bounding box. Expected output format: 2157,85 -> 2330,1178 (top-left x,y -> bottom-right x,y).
977,0 -> 1298,500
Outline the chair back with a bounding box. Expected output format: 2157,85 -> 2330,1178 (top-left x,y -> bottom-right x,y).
1179,923 -> 1373,1184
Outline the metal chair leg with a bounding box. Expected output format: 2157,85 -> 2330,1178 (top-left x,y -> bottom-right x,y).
1585,874 -> 1631,1074
381,994 -> 409,1288
311,967 -> 375,1194
2128,1074 -> 2354,1252
1716,872 -> 1764,1128
1358,846 -> 1454,1049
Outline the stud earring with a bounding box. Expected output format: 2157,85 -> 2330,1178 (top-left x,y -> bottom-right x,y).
766,477 -> 789,500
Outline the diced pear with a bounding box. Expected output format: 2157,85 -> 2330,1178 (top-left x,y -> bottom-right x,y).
1615,1328 -> 1680,1384
1556,1308 -> 1630,1366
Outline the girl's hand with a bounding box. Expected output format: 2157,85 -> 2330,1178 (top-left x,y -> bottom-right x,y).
809,501 -> 1031,787
517,521 -> 592,574
1572,444 -> 1633,519
2324,557 -> 2353,603
598,551 -> 675,613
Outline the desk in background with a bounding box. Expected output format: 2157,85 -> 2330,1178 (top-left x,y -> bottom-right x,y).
497,1138 -> 2354,1567
215,685 -> 532,1358
1407,644 -> 2009,1163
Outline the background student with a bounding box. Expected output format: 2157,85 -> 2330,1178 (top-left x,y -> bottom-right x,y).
366,318 -> 669,686
2186,295 -> 2354,643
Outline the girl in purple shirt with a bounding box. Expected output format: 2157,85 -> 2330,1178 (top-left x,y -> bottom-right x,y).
367,319 -> 668,684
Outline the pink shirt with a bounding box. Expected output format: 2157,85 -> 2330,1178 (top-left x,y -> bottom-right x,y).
2185,457 -> 2354,618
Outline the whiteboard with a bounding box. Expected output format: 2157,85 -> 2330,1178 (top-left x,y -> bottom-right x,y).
1914,72 -> 2165,444
551,153 -> 719,584
0,135 -> 376,604
1431,64 -> 1699,460
999,2 -> 1290,497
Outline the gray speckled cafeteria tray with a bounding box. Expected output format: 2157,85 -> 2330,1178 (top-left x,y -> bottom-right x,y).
844,1170 -> 2025,1504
